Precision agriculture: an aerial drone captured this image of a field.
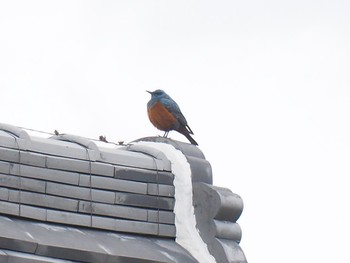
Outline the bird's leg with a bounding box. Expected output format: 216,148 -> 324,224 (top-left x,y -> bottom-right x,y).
163,131 -> 169,137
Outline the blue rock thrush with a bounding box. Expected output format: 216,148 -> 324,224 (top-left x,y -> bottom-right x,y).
146,89 -> 198,146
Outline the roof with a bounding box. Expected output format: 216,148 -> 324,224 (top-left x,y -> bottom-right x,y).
0,122 -> 247,263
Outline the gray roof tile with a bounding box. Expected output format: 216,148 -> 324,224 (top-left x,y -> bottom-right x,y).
0,123 -> 247,263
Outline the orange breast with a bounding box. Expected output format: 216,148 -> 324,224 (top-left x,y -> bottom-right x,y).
148,102 -> 178,131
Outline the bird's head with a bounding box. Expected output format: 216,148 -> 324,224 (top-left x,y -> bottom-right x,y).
146,89 -> 167,99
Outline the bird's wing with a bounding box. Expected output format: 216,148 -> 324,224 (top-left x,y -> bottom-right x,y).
160,98 -> 188,127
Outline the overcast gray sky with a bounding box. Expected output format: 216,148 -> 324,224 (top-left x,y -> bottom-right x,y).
1,1 -> 350,262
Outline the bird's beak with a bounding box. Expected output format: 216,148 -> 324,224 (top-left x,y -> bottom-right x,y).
146,90 -> 152,94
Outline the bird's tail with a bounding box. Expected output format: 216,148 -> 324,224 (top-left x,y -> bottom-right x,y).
184,133 -> 198,146
179,127 -> 198,145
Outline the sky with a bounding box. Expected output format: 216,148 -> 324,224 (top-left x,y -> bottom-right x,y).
1,1 -> 350,262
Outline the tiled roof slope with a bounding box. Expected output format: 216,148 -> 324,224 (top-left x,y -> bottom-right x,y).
0,123 -> 247,263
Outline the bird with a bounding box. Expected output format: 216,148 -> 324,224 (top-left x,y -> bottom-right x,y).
146,89 -> 198,145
